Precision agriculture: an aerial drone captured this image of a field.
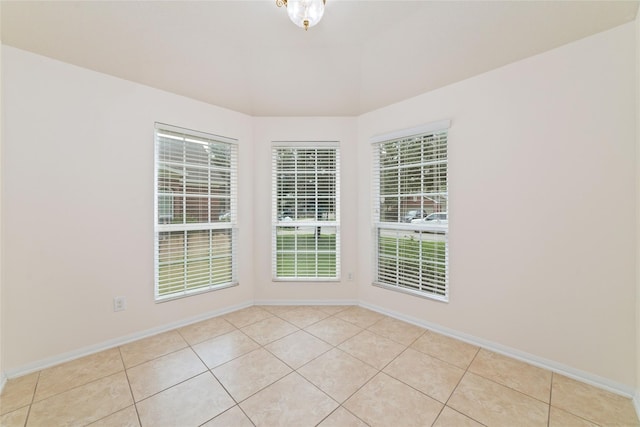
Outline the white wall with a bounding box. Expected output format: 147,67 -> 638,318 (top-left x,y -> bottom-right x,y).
358,23 -> 636,389
636,7 -> 640,408
1,46 -> 255,373
0,1 -> 4,386
1,20 -> 638,395
252,117 -> 359,303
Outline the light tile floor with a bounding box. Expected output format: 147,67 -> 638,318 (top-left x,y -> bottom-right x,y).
0,305 -> 638,427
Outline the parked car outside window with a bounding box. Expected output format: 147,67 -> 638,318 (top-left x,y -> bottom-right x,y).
402,209 -> 425,222
411,212 -> 448,231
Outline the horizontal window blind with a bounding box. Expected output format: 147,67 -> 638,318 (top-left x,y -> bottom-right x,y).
372,125 -> 449,301
154,123 -> 237,301
272,144 -> 340,280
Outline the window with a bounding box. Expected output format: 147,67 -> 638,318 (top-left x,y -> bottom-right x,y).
372,121 -> 449,301
272,143 -> 340,280
154,123 -> 237,301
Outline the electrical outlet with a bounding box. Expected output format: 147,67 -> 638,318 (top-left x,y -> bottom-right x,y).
114,296 -> 127,312
348,272 -> 353,281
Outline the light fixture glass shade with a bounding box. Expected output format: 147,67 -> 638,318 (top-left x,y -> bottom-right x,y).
286,0 -> 325,30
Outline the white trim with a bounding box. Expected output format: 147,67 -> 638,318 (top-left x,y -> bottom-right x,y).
154,125 -> 238,301
4,300 -> 252,379
271,141 -> 339,148
271,145 -> 341,281
372,282 -> 448,303
0,371 -> 7,394
370,119 -> 451,144
5,297 -> 637,406
155,122 -> 238,145
359,300 -> 637,399
254,299 -> 358,306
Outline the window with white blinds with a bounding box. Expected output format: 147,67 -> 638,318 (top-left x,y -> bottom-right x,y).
372,121 -> 449,301
154,123 -> 238,301
272,144 -> 340,280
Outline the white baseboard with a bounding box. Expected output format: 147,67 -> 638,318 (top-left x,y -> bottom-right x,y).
4,298 -> 637,406
4,300 -> 253,379
5,299 -> 354,379
0,371 -> 7,394
359,301 -> 636,399
254,298 -> 358,306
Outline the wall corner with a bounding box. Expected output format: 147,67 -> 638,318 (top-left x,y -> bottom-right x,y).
635,5 -> 640,418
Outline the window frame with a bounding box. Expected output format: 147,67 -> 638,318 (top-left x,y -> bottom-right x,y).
154,123 -> 238,302
271,142 -> 341,282
372,121 -> 450,302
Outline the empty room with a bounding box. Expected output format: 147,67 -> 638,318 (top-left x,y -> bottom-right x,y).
0,1 -> 639,426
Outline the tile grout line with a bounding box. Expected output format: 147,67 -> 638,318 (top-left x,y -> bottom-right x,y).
14,305 -> 629,426
243,307 -> 370,426
22,370 -> 40,427
118,346 -> 143,427
179,324 -> 247,417
547,372 -> 553,427
439,344 -> 486,426
383,329 -> 456,427
145,306 -> 608,427
316,316 -> 417,426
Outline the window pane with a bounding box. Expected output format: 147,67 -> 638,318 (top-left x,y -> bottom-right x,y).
184,167 -> 209,195
374,128 -> 448,300
155,125 -> 237,300
157,231 -> 185,296
273,146 -> 339,280
185,196 -> 209,223
211,197 -> 231,222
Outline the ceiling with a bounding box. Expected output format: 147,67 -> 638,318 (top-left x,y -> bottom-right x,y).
1,1 -> 638,117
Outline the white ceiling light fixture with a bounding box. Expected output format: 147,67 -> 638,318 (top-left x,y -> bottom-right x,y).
276,0 -> 326,31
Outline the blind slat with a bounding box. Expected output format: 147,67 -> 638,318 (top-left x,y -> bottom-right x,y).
154,123 -> 238,301
373,126 -> 449,302
272,145 -> 340,281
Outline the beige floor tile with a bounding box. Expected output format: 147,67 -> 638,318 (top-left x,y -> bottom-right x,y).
317,305 -> 353,315
335,306 -> 385,328
240,316 -> 298,345
177,316 -> 235,345
192,330 -> 260,369
0,406 -> 29,427
265,330 -> 332,369
318,407 -> 369,427
383,348 -> 464,403
433,407 -> 484,427
305,316 -> 363,346
240,373 -> 338,427
136,372 -> 234,427
367,316 -> 425,346
339,330 -> 406,370
277,306 -> 331,328
344,372 -> 443,427
201,405 -> 254,427
120,330 -> 187,368
34,348 -> 124,402
256,305 -> 298,315
411,330 -> 479,369
212,348 -> 292,402
551,374 -> 639,426
126,347 -> 207,401
298,348 -> 378,403
549,406 -> 598,427
28,371 -> 133,427
223,306 -> 272,328
448,372 -> 549,427
469,349 -> 552,403
0,371 -> 38,415
89,405 -> 140,426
